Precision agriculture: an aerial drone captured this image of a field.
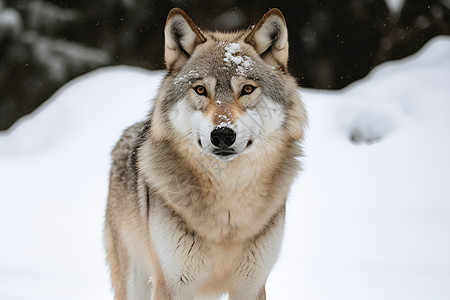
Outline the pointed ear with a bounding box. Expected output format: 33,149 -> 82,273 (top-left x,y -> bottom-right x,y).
245,8 -> 289,70
164,8 -> 206,71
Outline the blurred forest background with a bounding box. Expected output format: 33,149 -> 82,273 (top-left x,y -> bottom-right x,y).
0,0 -> 449,130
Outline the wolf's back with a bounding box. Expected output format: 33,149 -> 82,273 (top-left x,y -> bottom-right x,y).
110,122 -> 146,191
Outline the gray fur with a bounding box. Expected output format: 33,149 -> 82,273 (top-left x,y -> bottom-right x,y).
104,8 -> 307,300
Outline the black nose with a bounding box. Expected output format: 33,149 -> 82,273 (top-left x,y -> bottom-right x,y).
210,127 -> 236,148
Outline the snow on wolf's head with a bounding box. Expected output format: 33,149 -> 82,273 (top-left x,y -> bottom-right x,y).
150,8 -> 306,163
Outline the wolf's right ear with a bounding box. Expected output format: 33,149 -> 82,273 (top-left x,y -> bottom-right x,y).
245,8 -> 289,70
164,8 -> 206,71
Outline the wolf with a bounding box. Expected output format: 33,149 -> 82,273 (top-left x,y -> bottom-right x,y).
104,7 -> 307,300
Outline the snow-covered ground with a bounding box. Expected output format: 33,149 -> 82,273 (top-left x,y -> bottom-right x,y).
1,36 -> 449,300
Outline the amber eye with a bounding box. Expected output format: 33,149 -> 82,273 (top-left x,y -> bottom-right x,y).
241,85 -> 256,96
194,85 -> 207,96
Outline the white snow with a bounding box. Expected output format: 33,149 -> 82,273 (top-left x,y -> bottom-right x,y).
1,36 -> 450,299
174,69 -> 200,86
216,114 -> 232,127
0,6 -> 22,37
222,42 -> 254,75
385,0 -> 405,14
225,42 -> 241,54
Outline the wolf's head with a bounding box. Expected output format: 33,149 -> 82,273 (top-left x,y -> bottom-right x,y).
150,8 -> 306,162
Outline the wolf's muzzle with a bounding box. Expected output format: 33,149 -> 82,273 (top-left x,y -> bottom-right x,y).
212,148 -> 236,157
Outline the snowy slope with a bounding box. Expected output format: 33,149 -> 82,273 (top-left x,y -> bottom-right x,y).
1,36 -> 450,300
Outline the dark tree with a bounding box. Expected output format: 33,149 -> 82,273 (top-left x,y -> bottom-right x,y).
0,0 -> 449,130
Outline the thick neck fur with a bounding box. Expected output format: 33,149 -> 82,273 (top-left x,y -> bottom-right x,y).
139,129 -> 300,244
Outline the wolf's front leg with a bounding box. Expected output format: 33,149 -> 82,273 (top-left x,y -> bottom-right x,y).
229,284 -> 266,300
229,211 -> 285,300
229,252 -> 270,300
151,279 -> 196,300
126,259 -> 152,300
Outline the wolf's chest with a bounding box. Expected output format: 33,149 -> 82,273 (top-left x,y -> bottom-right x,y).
194,180 -> 271,241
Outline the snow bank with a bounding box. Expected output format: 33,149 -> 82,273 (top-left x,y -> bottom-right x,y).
267,35 -> 450,300
1,36 -> 450,299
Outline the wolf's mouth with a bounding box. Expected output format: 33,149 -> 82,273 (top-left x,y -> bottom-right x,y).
213,148 -> 236,157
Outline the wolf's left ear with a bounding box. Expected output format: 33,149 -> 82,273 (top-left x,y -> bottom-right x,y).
164,8 -> 206,71
245,8 -> 289,70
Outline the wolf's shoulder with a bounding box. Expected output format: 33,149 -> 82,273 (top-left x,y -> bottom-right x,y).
111,121 -> 146,159
110,121 -> 149,188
